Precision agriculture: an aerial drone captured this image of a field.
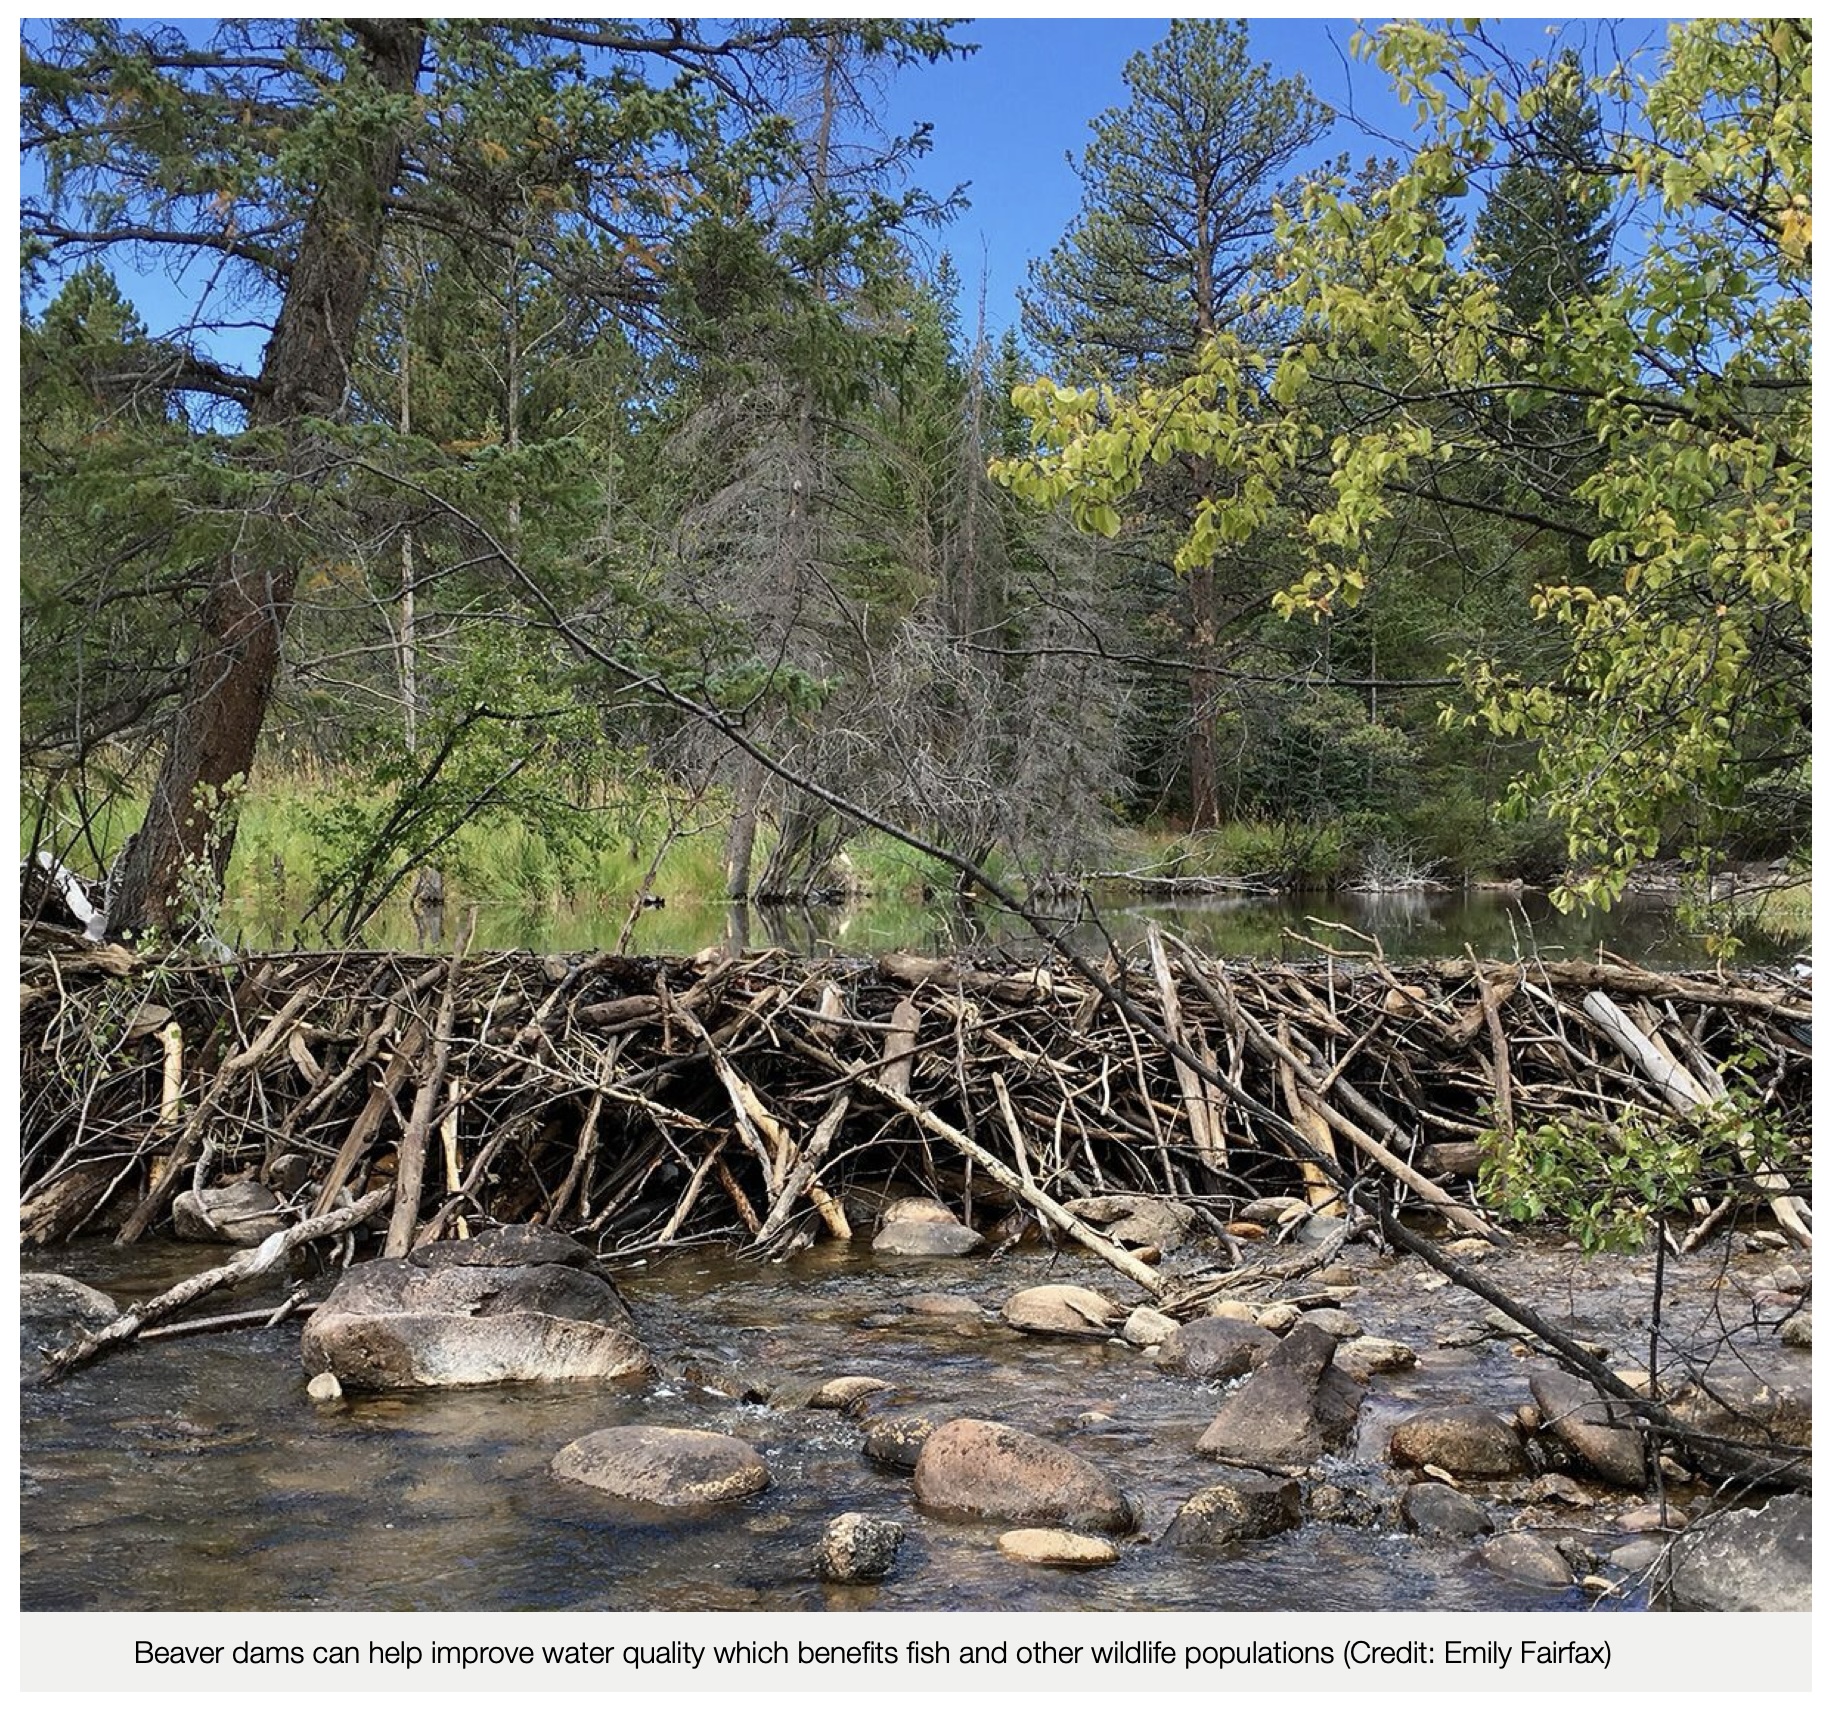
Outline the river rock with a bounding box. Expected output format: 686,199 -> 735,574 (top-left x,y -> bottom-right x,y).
1400,1482 -> 1493,1538
300,1225 -> 650,1389
552,1425 -> 770,1507
1154,1315 -> 1277,1382
1335,1336 -> 1417,1381
20,1272 -> 118,1334
813,1513 -> 904,1583
1659,1494 -> 1811,1611
172,1180 -> 288,1245
1779,1310 -> 1810,1348
862,1411 -> 940,1470
1479,1531 -> 1574,1589
1297,1306 -> 1362,1340
1239,1196 -> 1309,1228
873,1220 -> 983,1258
1002,1283 -> 1123,1337
880,1197 -> 959,1227
1254,1302 -> 1303,1334
1193,1322 -> 1364,1470
998,1528 -> 1119,1567
1121,1305 -> 1179,1347
1064,1194 -> 1195,1254
305,1371 -> 343,1404
912,1417 -> 1137,1533
808,1375 -> 893,1412
1616,1503 -> 1687,1533
1529,1370 -> 1648,1489
903,1293 -> 985,1320
1163,1468 -> 1301,1548
1389,1405 -> 1527,1479
1665,1369 -> 1812,1486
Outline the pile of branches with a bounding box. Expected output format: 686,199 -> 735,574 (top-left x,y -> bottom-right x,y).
20,923 -> 1813,1272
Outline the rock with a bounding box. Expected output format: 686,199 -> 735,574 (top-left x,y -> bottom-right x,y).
1389,1405 -> 1527,1479
813,1513 -> 904,1583
413,1225 -> 609,1272
1225,1221 -> 1268,1240
1779,1310 -> 1811,1348
1294,1215 -> 1349,1251
1660,1494 -> 1811,1611
1194,1322 -> 1364,1470
552,1425 -> 770,1508
1615,1503 -> 1687,1533
300,1229 -> 650,1389
1525,1472 -> 1594,1508
1239,1196 -> 1309,1227
1445,1237 -> 1498,1261
1480,1532 -> 1574,1589
172,1181 -> 288,1245
1529,1371 -> 1648,1489
20,1272 -> 118,1336
1121,1306 -> 1179,1347
1307,1480 -> 1395,1530
1665,1369 -> 1812,1486
1311,1263 -> 1358,1288
998,1528 -> 1118,1567
1064,1194 -> 1195,1254
1401,1482 -> 1493,1538
1254,1301 -> 1303,1334
1608,1537 -> 1667,1573
305,1371 -> 343,1403
903,1293 -> 984,1320
1206,1299 -> 1258,1322
912,1417 -> 1137,1533
873,1220 -> 983,1258
808,1375 -> 893,1412
1297,1306 -> 1362,1340
1002,1284 -> 1123,1337
1163,1468 -> 1301,1547
1154,1316 -> 1277,1382
879,1197 -> 959,1227
1335,1336 -> 1417,1381
861,1412 -> 939,1470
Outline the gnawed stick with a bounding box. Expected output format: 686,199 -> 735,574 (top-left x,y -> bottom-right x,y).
40,1186 -> 393,1383
140,1291 -> 317,1343
860,1074 -> 1163,1295
1146,925 -> 1226,1174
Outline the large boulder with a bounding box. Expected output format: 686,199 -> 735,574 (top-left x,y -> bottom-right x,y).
1163,1468 -> 1302,1548
1389,1405 -> 1527,1479
21,1272 -> 118,1376
1193,1322 -> 1363,1470
912,1417 -> 1137,1533
1659,1494 -> 1811,1612
1002,1284 -> 1123,1338
552,1425 -> 769,1508
1529,1370 -> 1648,1489
1665,1369 -> 1811,1487
300,1224 -> 650,1389
1155,1316 -> 1277,1382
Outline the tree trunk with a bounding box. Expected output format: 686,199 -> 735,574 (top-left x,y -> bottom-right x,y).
1186,559 -> 1221,830
109,20 -> 426,937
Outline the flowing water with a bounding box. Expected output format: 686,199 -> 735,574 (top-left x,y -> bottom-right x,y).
24,1229 -> 1788,1615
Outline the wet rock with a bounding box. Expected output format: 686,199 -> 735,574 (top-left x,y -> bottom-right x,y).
20,1272 -> 118,1336
912,1417 -> 1137,1533
1194,1322 -> 1364,1470
879,1197 -> 959,1227
861,1412 -> 939,1470
808,1375 -> 893,1412
1524,1472 -> 1595,1509
1002,1284 -> 1123,1338
301,1230 -> 650,1389
306,1371 -> 343,1404
1254,1302 -> 1303,1334
903,1293 -> 984,1320
1401,1482 -> 1493,1538
1239,1196 -> 1309,1227
998,1528 -> 1119,1567
1664,1369 -> 1812,1486
1479,1531 -> 1574,1589
1389,1405 -> 1527,1479
552,1425 -> 770,1507
1121,1306 -> 1179,1348
1064,1194 -> 1195,1254
1616,1503 -> 1687,1533
1608,1536 -> 1667,1573
873,1220 -> 983,1258
1307,1479 -> 1395,1529
1528,1370 -> 1647,1490
813,1513 -> 905,1583
1154,1315 -> 1277,1382
1334,1336 -> 1417,1381
1778,1310 -> 1810,1349
1660,1494 -> 1810,1611
412,1225 -> 610,1273
1311,1263 -> 1358,1288
1163,1468 -> 1301,1548
172,1181 -> 287,1245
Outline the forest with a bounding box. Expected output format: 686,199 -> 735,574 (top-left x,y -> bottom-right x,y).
19,17 -> 1810,949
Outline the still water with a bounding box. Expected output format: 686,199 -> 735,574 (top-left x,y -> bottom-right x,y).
21,1232 -> 1702,1614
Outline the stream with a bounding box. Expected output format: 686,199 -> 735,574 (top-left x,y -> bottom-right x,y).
21,1225 -> 1798,1613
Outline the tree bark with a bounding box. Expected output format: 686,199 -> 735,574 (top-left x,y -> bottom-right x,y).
110,20 -> 427,937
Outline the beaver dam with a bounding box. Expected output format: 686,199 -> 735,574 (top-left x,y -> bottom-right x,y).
23,925 -> 1811,1273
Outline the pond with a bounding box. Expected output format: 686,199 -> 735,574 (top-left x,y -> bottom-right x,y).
423,887 -> 1802,971
22,1226 -> 1779,1615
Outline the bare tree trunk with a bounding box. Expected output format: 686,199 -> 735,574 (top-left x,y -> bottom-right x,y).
1187,560 -> 1221,830
109,20 -> 425,937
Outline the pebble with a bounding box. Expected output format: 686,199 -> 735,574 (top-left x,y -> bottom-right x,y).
306,1372 -> 343,1404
